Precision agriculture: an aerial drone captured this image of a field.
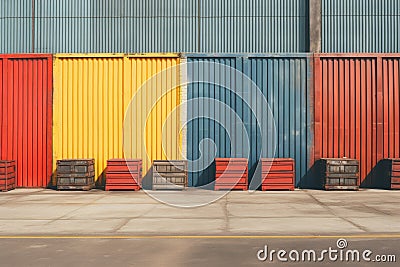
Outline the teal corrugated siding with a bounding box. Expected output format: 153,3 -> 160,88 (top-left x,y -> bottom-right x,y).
0,0 -> 32,53
1,0 -> 308,53
185,54 -> 314,188
200,0 -> 308,52
322,0 -> 400,53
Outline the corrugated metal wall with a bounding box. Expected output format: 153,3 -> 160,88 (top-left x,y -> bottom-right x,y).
53,54 -> 181,183
186,54 -> 313,187
200,0 -> 309,53
314,54 -> 400,187
322,0 -> 400,53
0,0 -> 33,53
0,54 -> 53,187
35,0 -> 198,53
1,0 -> 308,53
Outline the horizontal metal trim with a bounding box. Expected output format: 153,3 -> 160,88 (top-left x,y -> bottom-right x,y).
183,53 -> 312,58
54,53 -> 180,58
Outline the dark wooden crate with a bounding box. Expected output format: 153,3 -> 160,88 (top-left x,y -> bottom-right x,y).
105,159 -> 142,191
56,159 -> 95,174
56,159 -> 95,190
373,159 -> 400,190
215,158 -> 248,191
319,158 -> 360,190
57,176 -> 95,191
0,160 -> 16,192
152,160 -> 187,190
261,158 -> 295,191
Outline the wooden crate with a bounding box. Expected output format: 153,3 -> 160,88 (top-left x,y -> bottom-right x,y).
215,158 -> 248,191
56,159 -> 95,190
373,159 -> 400,190
319,158 -> 359,190
106,159 -> 142,191
152,160 -> 187,190
0,160 -> 16,192
261,158 -> 295,191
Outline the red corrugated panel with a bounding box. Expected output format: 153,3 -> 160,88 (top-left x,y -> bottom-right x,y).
214,158 -> 248,191
0,54 -> 52,188
314,54 -> 400,187
261,158 -> 295,191
105,159 -> 142,191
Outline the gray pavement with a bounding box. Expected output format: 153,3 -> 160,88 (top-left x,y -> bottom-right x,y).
1,189 -> 399,266
0,189 -> 399,235
0,237 -> 398,266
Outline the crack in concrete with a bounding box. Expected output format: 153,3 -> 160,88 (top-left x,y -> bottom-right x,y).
361,203 -> 394,216
306,191 -> 369,233
113,218 -> 131,232
45,195 -> 106,224
223,194 -> 230,233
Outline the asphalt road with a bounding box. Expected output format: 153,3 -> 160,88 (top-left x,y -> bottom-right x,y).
0,237 -> 398,266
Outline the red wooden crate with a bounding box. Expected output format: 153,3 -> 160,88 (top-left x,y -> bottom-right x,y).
261,158 -> 295,191
0,160 -> 16,192
105,159 -> 142,191
215,158 -> 248,191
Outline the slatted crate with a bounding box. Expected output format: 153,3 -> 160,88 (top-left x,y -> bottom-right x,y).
106,159 -> 142,191
56,159 -> 95,191
0,160 -> 16,192
319,158 -> 359,191
374,159 -> 400,190
152,160 -> 187,190
261,158 -> 295,191
215,158 -> 248,191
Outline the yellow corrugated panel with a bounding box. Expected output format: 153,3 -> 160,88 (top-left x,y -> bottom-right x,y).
53,54 -> 181,183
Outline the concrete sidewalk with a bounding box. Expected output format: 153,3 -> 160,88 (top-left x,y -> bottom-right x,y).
0,189 -> 399,236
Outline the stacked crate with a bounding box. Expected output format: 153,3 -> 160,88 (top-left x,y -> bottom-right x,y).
0,160 -> 16,192
56,159 -> 95,190
319,158 -> 359,190
261,158 -> 295,191
377,159 -> 400,190
215,158 -> 248,191
106,159 -> 142,191
152,160 -> 188,190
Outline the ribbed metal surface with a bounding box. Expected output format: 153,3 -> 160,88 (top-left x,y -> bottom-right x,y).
322,0 -> 400,53
200,0 -> 308,53
32,0 -> 198,53
0,0 -> 33,53
186,54 -> 313,187
0,54 -> 53,188
314,54 -> 400,187
2,0 -> 308,53
53,54 -> 181,183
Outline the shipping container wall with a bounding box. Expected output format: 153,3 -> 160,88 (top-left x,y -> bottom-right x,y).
34,0 -> 198,53
0,54 -> 53,187
30,0 -> 198,53
322,0 -> 400,53
53,54 -> 181,183
0,0 -> 33,53
186,54 -> 313,187
2,0 -> 308,53
314,54 -> 400,186
200,0 -> 309,53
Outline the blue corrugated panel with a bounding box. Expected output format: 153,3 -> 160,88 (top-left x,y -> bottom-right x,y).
2,0 -> 308,53
34,0 -> 198,53
199,0 -> 308,52
322,0 -> 400,53
185,54 -> 313,188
